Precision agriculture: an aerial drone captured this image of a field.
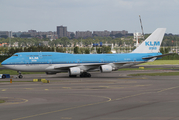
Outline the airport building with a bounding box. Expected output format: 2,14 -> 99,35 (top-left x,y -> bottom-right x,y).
13,30 -> 57,40
67,32 -> 75,38
111,30 -> 128,35
1,25 -> 129,39
57,26 -> 67,38
76,31 -> 92,38
93,30 -> 110,37
0,31 -> 12,38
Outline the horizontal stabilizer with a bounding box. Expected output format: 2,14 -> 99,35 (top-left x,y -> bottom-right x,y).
142,53 -> 174,59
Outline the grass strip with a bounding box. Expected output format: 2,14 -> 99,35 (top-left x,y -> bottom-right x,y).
141,60 -> 179,65
0,69 -> 44,75
0,100 -> 5,103
128,72 -> 179,76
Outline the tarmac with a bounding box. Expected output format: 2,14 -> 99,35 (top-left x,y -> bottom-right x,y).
1,68 -> 179,120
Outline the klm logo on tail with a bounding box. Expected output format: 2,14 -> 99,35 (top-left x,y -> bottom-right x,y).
145,41 -> 160,46
145,41 -> 160,50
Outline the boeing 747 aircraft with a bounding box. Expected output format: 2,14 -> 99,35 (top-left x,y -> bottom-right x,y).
1,28 -> 168,78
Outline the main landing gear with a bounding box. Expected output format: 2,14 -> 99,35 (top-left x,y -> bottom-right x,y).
68,72 -> 91,78
17,71 -> 23,79
69,75 -> 77,77
80,72 -> 91,78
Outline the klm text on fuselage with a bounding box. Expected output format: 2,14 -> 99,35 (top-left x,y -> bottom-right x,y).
145,41 -> 160,50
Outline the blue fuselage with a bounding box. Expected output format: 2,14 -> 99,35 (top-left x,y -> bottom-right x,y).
1,52 -> 162,65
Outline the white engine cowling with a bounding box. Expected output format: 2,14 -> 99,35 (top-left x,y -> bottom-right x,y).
100,65 -> 112,73
69,67 -> 81,75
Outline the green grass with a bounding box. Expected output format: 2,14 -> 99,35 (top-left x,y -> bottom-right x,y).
0,100 -> 5,103
141,60 -> 179,65
0,69 -> 44,75
128,72 -> 179,76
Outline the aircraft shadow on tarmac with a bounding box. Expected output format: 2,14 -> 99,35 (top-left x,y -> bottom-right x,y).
48,72 -> 129,79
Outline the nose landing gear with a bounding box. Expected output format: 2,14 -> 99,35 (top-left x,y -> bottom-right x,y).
17,71 -> 23,79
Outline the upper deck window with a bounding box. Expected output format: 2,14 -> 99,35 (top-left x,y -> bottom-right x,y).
42,55 -> 52,56
26,55 -> 39,57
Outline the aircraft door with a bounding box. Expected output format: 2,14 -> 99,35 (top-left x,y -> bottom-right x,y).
38,52 -> 43,59
77,59 -> 80,64
48,59 -> 52,66
100,59 -> 104,63
25,60 -> 29,66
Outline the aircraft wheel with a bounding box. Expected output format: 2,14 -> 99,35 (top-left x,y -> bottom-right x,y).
80,74 -> 84,77
80,73 -> 91,77
2,75 -> 6,79
69,75 -> 77,77
87,73 -> 91,77
19,75 -> 23,79
80,73 -> 85,77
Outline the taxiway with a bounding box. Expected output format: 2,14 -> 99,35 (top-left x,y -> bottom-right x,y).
0,70 -> 179,120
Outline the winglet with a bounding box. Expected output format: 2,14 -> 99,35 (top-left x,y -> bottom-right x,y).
132,28 -> 166,53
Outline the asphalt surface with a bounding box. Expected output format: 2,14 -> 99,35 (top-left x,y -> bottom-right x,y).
1,69 -> 179,120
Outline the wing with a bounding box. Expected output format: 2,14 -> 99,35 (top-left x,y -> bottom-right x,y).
113,61 -> 145,69
45,63 -> 106,71
46,61 -> 146,72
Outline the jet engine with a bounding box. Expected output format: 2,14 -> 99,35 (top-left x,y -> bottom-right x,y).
100,65 -> 112,73
69,67 -> 81,75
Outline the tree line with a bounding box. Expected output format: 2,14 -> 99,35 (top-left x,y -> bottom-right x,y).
1,34 -> 179,47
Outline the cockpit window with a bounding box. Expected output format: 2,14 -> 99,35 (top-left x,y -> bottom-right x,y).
13,54 -> 18,56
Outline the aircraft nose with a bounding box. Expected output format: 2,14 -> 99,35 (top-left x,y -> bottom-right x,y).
1,59 -> 13,69
1,59 -> 7,67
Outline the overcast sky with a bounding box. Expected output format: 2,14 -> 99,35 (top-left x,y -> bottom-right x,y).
1,0 -> 179,34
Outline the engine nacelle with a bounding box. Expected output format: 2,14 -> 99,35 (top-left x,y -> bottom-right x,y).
46,72 -> 57,75
100,65 -> 112,73
69,67 -> 81,75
